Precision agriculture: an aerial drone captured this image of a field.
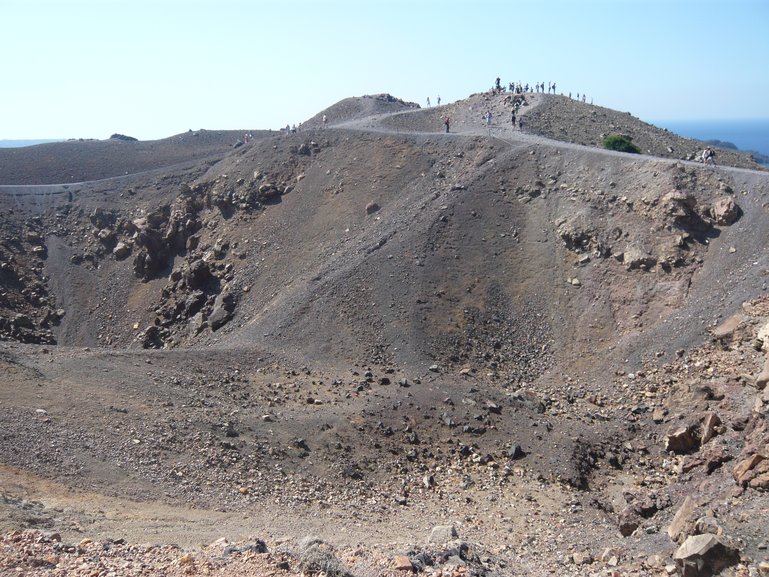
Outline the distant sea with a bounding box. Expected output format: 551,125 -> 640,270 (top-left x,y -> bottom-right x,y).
652,118 -> 769,164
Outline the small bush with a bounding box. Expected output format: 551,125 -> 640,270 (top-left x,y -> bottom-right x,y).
602,134 -> 641,154
298,539 -> 353,577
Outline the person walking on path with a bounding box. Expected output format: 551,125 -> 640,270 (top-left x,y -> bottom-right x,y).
426,96 -> 431,107
511,111 -> 516,128
702,146 -> 717,166
443,116 -> 450,133
485,110 -> 492,126
322,114 -> 328,129
437,95 -> 441,105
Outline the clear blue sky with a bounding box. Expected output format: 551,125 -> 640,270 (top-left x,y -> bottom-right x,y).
3,0 -> 768,140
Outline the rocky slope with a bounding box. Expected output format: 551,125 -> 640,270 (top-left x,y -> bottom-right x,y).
523,95 -> 763,169
0,129 -> 264,185
1,92 -> 768,577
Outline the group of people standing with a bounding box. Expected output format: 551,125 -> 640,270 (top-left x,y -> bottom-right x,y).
493,77 -> 557,96
538,82 -> 557,93
569,93 -> 591,104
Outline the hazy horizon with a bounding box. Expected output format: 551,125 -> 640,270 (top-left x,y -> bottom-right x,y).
3,114 -> 768,144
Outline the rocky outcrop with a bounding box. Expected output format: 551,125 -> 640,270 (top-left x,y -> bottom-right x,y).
661,191 -> 703,231
109,133 -> 138,142
0,220 -> 60,344
557,214 -> 611,257
205,170 -> 295,213
133,226 -> 171,279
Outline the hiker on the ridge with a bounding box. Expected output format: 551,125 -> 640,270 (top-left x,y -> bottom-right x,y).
426,96 -> 431,107
485,110 -> 492,126
322,114 -> 328,129
437,95 -> 441,105
443,116 -> 450,133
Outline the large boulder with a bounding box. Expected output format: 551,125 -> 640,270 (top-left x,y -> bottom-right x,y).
709,313 -> 746,341
733,453 -> 766,486
710,197 -> 741,226
668,495 -> 698,543
112,241 -> 132,260
665,424 -> 700,453
428,525 -> 458,544
183,259 -> 211,290
623,245 -> 657,271
673,534 -> 739,577
208,291 -> 236,331
754,355 -> 769,390
184,290 -> 207,317
700,412 -> 721,445
660,191 -> 708,231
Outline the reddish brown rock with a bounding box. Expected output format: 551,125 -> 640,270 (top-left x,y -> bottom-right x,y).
702,446 -> 731,474
652,407 -> 667,423
756,356 -> 769,391
665,425 -> 699,453
700,412 -> 721,445
748,461 -> 769,491
668,495 -> 698,543
681,455 -> 705,473
393,555 -> 414,572
710,313 -> 745,340
733,454 -> 766,486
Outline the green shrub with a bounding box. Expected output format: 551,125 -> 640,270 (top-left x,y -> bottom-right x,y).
602,134 -> 641,154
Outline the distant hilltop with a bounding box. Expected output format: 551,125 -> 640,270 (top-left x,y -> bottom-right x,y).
703,139 -> 769,166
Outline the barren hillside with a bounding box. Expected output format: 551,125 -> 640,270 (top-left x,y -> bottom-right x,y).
1,92 -> 768,577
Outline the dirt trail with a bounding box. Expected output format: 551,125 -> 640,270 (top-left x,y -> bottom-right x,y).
337,91 -> 766,178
